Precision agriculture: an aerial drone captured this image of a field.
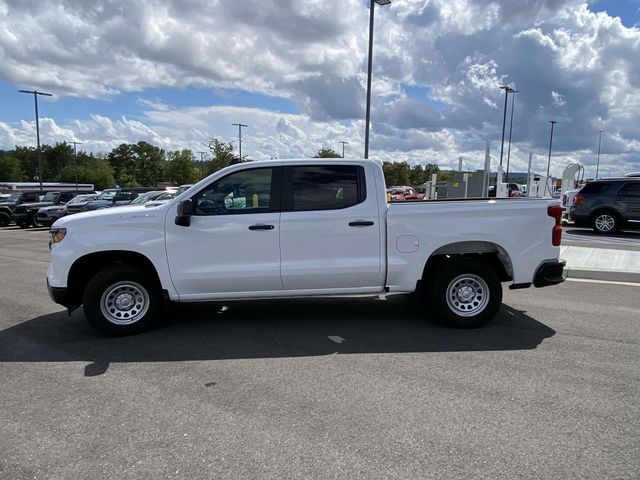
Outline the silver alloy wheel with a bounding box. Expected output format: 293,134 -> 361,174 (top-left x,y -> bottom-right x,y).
100,281 -> 149,325
445,274 -> 490,317
595,214 -> 615,232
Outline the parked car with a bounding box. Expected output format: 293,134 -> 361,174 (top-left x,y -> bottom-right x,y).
176,184 -> 194,196
386,186 -> 424,201
78,188 -> 155,212
144,191 -> 176,207
47,159 -> 565,336
12,191 -> 78,228
0,191 -> 43,227
126,190 -> 168,206
36,194 -> 98,227
569,178 -> 640,233
561,187 -> 582,221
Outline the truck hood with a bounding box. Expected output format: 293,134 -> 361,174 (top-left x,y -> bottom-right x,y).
16,202 -> 54,210
53,204 -> 168,229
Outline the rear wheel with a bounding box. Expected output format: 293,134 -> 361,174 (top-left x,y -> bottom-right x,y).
592,211 -> 619,234
82,265 -> 161,336
0,212 -> 9,227
426,257 -> 502,328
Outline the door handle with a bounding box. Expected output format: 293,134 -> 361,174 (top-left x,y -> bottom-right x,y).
349,221 -> 374,227
248,224 -> 275,230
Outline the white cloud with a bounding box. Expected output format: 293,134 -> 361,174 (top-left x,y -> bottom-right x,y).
1,0 -> 640,178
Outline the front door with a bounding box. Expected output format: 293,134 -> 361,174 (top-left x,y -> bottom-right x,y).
165,167 -> 282,299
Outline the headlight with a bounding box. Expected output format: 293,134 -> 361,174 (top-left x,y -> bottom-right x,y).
50,228 -> 67,247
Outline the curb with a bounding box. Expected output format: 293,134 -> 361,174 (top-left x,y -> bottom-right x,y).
564,267 -> 640,284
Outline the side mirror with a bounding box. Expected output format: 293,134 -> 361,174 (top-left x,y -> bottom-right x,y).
175,199 -> 193,227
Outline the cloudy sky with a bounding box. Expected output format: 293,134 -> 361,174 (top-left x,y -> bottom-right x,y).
1,0 -> 639,178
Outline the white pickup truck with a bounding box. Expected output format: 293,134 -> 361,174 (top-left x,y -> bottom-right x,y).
47,159 -> 566,335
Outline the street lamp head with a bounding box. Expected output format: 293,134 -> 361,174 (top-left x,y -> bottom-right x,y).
499,85 -> 513,92
374,0 -> 391,5
549,120 -> 557,125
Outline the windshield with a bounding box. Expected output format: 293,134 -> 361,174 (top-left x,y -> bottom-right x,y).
97,190 -> 118,201
41,192 -> 58,202
6,193 -> 21,202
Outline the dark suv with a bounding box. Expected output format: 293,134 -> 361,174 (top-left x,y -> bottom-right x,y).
12,191 -> 78,228
0,191 -> 43,227
569,178 -> 640,233
74,188 -> 155,213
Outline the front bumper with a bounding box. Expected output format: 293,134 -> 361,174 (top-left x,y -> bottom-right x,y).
534,259 -> 566,287
12,213 -> 31,223
47,278 -> 71,308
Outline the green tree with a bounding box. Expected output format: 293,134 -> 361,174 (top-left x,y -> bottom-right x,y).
0,153 -> 27,181
313,148 -> 341,158
107,142 -> 166,186
207,138 -> 236,174
58,154 -> 115,190
408,164 -> 425,186
42,143 -> 74,180
383,161 -> 410,186
134,141 -> 165,186
10,146 -> 38,181
165,149 -> 199,185
108,143 -> 137,186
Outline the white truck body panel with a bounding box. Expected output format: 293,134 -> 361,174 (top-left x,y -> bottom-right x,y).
48,159 -> 562,304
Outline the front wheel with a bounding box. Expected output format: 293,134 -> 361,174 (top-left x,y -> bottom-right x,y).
82,265 -> 161,336
427,258 -> 503,328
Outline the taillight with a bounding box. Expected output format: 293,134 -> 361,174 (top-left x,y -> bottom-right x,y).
548,205 -> 563,246
573,193 -> 583,206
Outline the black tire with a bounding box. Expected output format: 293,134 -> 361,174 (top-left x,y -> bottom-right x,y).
426,257 -> 502,329
31,214 -> 43,228
17,222 -> 29,229
591,210 -> 619,234
82,265 -> 161,336
0,212 -> 9,227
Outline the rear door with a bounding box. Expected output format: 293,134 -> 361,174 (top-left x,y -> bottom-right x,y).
617,182 -> 640,221
279,164 -> 383,291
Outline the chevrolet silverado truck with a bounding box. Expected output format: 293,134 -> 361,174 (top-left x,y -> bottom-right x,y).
47,159 -> 565,335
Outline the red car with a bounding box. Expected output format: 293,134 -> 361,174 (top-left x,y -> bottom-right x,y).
386,186 -> 425,201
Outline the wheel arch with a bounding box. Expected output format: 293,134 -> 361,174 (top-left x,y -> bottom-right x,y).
590,206 -> 623,220
419,241 -> 513,289
67,250 -> 162,307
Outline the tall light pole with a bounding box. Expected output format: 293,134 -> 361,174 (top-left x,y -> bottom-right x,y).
595,130 -> 603,180
364,0 -> 391,159
546,120 -> 557,195
340,141 -> 349,158
231,123 -> 248,161
197,151 -> 207,178
505,89 -> 519,183
498,85 -> 513,172
19,89 -> 52,191
68,141 -> 82,191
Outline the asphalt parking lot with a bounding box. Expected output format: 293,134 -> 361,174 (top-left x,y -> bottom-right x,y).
1,227 -> 639,479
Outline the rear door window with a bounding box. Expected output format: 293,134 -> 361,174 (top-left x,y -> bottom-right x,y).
286,165 -> 365,211
619,183 -> 640,197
